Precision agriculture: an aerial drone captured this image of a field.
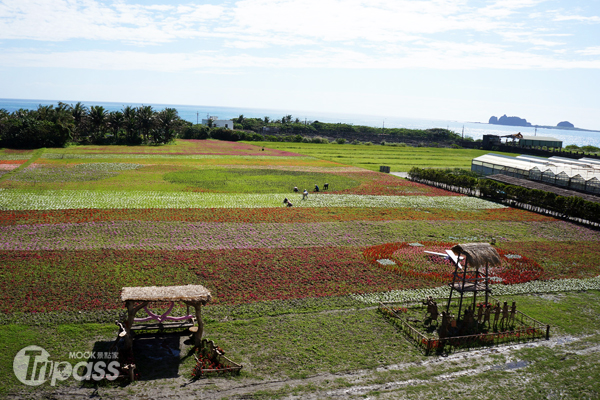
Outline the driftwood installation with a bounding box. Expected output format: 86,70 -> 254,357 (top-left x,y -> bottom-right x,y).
423,296 -> 439,324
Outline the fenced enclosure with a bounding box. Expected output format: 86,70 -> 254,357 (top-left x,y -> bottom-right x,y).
379,296 -> 549,355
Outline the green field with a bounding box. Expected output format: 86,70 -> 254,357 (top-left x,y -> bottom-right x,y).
1,139 -> 599,399
248,141 -> 513,172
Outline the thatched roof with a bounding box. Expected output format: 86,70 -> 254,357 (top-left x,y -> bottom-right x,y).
451,243 -> 501,268
120,285 -> 212,303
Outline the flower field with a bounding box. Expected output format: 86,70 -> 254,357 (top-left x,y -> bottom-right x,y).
1,139 -> 599,315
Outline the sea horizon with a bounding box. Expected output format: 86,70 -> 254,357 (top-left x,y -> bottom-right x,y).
1,97 -> 599,148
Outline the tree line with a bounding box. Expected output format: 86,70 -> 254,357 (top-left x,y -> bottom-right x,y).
409,167 -> 600,224
232,115 -> 466,144
0,105 -> 466,148
0,102 -> 187,148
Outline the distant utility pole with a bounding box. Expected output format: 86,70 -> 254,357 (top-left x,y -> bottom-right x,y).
462,125 -> 464,139
197,112 -> 199,125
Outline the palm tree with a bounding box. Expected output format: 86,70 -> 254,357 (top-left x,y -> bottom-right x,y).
69,102 -> 89,142
155,108 -> 179,143
136,105 -> 155,143
108,111 -> 124,142
51,103 -> 74,145
89,105 -> 107,143
122,106 -> 138,143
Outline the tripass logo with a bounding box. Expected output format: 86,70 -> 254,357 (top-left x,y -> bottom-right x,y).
13,345 -> 120,386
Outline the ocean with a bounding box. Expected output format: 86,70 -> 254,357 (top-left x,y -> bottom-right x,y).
1,98 -> 599,148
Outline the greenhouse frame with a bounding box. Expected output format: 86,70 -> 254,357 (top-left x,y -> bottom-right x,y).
472,153 -> 600,195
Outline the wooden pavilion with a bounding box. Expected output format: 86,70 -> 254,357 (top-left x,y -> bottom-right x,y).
120,284 -> 212,349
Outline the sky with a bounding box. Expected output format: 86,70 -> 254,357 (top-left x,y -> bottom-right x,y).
0,0 -> 599,129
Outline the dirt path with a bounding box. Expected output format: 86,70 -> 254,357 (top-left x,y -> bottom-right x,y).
9,334 -> 596,400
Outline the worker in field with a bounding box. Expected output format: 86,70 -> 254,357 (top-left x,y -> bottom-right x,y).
302,189 -> 308,200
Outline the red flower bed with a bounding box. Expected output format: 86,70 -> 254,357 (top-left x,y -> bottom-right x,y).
496,241 -> 600,280
363,241 -> 544,285
330,172 -> 463,196
0,247 -> 437,313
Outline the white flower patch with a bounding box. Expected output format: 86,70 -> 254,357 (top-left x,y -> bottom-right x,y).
351,276 -> 600,304
0,190 -> 509,211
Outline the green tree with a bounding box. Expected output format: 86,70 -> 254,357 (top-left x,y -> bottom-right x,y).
108,111 -> 125,142
89,105 -> 107,143
136,105 -> 155,143
155,108 -> 180,143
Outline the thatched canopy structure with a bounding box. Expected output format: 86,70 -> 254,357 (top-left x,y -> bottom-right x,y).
451,243 -> 501,268
121,284 -> 212,304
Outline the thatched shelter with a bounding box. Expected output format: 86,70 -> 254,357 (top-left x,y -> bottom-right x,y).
451,243 -> 501,269
446,243 -> 501,317
121,285 -> 212,303
120,284 -> 212,349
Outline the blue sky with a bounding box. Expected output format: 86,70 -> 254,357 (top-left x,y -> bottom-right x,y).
1,0 -> 599,129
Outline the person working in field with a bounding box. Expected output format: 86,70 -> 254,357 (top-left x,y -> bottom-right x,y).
314,184 -> 319,192
283,198 -> 293,207
293,186 -> 298,192
302,189 -> 308,200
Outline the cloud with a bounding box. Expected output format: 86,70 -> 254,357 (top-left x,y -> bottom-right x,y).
577,47 -> 600,56
2,44 -> 600,73
552,14 -> 600,23
0,0 -> 226,43
0,0 -> 598,71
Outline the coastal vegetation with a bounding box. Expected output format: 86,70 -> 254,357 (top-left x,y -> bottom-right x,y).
0,103 -> 186,148
0,103 -> 468,149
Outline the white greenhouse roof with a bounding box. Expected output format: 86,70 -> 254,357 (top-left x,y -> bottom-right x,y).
473,153 -> 600,180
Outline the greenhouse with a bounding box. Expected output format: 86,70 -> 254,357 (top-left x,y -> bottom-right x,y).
472,153 -> 600,195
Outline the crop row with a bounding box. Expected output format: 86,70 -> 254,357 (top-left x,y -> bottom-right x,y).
0,207 -> 554,226
40,153 -> 314,160
45,139 -> 304,156
1,220 -> 599,250
10,163 -> 142,183
0,191 -> 507,211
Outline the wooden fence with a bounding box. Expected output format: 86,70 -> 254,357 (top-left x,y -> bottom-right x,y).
379,296 -> 549,355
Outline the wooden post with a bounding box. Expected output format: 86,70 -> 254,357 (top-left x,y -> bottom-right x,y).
193,302 -> 204,347
124,300 -> 135,350
123,300 -> 148,350
485,262 -> 490,306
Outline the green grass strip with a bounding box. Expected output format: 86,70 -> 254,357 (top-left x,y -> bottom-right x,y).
0,148 -> 45,184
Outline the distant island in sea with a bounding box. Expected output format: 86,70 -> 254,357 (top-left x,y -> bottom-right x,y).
488,114 -> 599,133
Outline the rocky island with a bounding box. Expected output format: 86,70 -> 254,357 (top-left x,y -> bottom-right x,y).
487,115 -> 599,133
489,114 -> 531,127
